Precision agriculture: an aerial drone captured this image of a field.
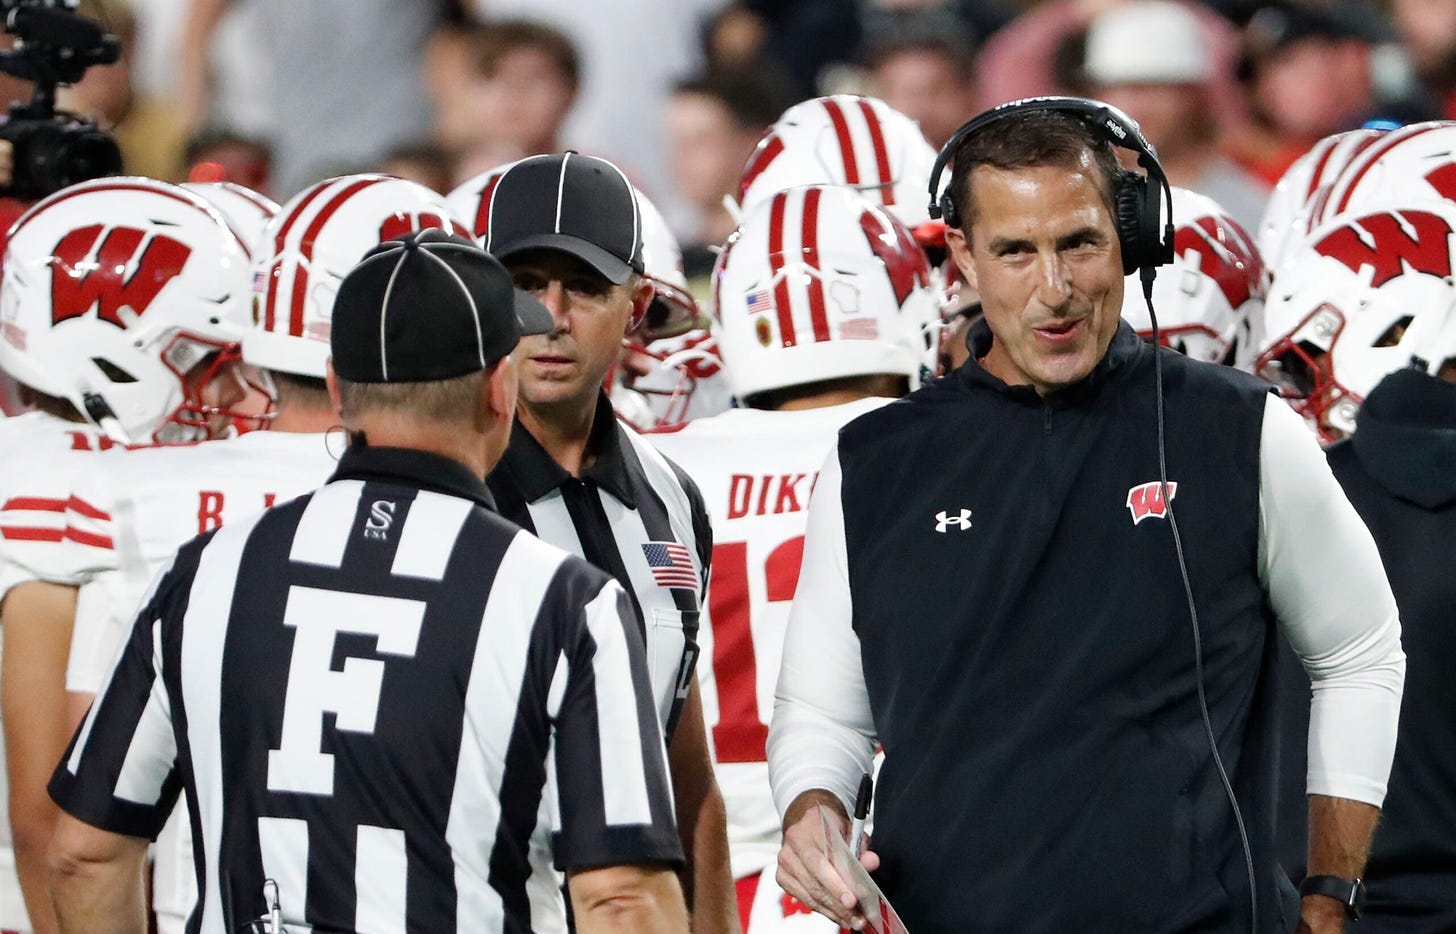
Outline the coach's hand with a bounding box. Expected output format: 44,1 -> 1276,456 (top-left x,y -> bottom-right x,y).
777,789 -> 880,930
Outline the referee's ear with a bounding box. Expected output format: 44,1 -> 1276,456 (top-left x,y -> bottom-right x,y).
484,355 -> 518,427
324,359 -> 345,419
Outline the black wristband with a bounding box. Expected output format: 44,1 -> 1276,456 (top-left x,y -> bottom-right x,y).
1300,875 -> 1366,921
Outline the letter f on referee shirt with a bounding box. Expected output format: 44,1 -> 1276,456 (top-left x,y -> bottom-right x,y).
267,586 -> 425,795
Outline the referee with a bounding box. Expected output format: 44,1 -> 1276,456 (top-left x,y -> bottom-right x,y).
45,231 -> 689,934
480,153 -> 736,932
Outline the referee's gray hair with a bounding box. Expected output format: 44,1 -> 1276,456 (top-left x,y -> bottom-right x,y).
336,369 -> 490,426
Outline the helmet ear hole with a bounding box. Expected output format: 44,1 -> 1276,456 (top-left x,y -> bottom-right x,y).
1374,316 -> 1413,348
92,357 -> 138,383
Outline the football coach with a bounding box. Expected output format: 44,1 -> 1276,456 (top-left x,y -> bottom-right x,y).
767,99 -> 1406,933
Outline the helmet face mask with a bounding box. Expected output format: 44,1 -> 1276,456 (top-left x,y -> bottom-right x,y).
1259,203 -> 1456,441
0,177 -> 258,443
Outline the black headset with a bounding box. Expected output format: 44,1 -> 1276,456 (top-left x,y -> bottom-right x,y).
926,96 -> 1176,278
928,96 -> 1261,933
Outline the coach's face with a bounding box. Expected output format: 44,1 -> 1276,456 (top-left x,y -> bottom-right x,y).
947,162 -> 1124,395
506,250 -> 651,410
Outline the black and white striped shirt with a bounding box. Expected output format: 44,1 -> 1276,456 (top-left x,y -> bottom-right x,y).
50,445 -> 681,934
488,394 -> 712,741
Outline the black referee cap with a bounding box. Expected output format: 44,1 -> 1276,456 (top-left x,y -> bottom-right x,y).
482,152 -> 645,284
331,230 -> 552,384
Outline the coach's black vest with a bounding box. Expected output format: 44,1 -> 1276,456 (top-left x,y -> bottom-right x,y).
837,321 -> 1294,933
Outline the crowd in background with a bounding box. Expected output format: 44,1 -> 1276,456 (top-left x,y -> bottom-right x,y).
5,0 -> 1447,288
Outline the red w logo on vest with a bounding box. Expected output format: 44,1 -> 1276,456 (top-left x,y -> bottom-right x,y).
1313,210 -> 1453,288
50,225 -> 192,328
377,212 -> 471,243
1126,480 -> 1178,525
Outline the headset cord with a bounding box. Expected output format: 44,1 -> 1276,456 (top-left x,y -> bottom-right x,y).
1143,271 -> 1258,934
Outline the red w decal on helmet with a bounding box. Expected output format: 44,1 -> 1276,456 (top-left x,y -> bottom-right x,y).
1313,210 -> 1453,287
377,212 -> 471,243
1174,214 -> 1264,309
858,208 -> 930,305
49,225 -> 192,328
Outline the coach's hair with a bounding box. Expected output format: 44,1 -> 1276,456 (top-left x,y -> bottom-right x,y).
15,384 -> 83,422
335,369 -> 490,427
946,110 -> 1122,230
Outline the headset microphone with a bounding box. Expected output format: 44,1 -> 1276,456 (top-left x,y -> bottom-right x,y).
931,97 -> 1257,934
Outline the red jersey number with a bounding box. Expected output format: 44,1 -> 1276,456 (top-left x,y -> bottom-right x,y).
707,535 -> 804,764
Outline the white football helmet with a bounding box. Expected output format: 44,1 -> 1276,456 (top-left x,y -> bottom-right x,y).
1303,121 -> 1456,234
0,177 -> 255,443
1257,203 -> 1456,440
181,181 -> 280,255
738,95 -> 939,230
714,184 -> 941,404
445,160 -> 518,243
248,175 -> 472,377
1122,187 -> 1267,369
1257,128 -> 1387,273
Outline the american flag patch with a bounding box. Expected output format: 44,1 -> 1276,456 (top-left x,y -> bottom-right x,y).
641,541 -> 699,591
745,289 -> 775,314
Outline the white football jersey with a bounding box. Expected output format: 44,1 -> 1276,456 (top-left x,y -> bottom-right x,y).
61,428 -> 336,928
65,430 -> 338,694
0,409 -> 116,933
648,398 -> 891,885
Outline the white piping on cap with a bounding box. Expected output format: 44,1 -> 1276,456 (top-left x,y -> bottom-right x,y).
555,152 -> 571,234
375,243 -> 409,380
419,245 -> 487,368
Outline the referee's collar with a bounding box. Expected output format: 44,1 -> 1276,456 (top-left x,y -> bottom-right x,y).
500,392 -> 637,507
330,443 -> 497,511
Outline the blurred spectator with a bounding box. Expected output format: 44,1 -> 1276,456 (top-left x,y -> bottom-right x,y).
184,126 -> 272,195
179,0 -> 446,196
432,18 -> 580,184
467,0 -> 726,215
58,0 -> 189,181
974,0 -> 1250,142
376,141 -> 455,194
664,71 -> 783,272
705,1 -> 860,100
1389,0 -> 1456,118
861,6 -> 978,149
1231,2 -> 1381,185
1082,0 -> 1269,230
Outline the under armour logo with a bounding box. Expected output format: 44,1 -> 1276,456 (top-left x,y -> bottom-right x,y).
364,500 -> 396,541
935,508 -> 973,532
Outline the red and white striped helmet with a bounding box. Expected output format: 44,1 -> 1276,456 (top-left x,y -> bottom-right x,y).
1301,122 -> 1456,235
449,162 -> 698,340
181,181 -> 280,255
0,177 -> 254,443
247,175 -> 471,377
1257,202 -> 1456,440
713,184 -> 941,403
1122,187 -> 1267,370
737,95 -> 939,230
1257,128 -> 1387,273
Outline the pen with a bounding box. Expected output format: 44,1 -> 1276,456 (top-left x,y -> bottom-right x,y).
848,772 -> 872,856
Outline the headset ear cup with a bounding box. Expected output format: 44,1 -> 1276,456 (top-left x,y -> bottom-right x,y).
1114,170 -> 1149,276
940,192 -> 959,229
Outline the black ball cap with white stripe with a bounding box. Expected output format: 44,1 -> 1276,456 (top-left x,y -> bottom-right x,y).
483,152 -> 644,284
331,230 -> 552,384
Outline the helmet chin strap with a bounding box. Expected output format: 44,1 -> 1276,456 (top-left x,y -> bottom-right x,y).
81,390 -> 135,445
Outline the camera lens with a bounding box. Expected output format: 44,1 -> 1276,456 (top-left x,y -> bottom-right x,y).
53,128 -> 123,189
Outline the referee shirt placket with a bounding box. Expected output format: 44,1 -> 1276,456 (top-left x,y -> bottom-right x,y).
488,393 -> 710,739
